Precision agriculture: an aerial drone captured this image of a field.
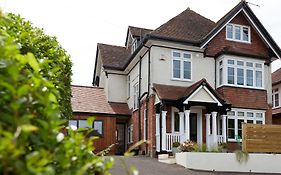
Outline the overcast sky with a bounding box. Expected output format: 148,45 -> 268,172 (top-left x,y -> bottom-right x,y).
0,0 -> 280,86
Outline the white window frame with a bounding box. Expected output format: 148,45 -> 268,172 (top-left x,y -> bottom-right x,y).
217,56 -> 264,89
272,88 -> 280,108
227,108 -> 265,142
127,76 -> 130,99
171,50 -> 192,81
133,83 -> 139,110
226,23 -> 251,43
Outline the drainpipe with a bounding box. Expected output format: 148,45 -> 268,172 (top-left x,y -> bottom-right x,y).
145,47 -> 151,155
138,56 -> 142,147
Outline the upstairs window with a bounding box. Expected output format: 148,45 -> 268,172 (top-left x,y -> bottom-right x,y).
172,51 -> 191,81
133,83 -> 139,110
218,57 -> 264,89
226,23 -> 250,43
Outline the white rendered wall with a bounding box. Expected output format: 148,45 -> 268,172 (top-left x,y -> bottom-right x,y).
107,74 -> 127,103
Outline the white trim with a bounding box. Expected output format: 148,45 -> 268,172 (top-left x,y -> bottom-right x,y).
183,85 -> 222,106
200,9 -> 243,49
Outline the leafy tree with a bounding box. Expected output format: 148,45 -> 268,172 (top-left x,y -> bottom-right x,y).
0,13 -> 72,119
0,13 -> 113,174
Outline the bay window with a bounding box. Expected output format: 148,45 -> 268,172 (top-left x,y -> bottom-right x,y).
172,51 -> 191,80
226,23 -> 250,43
227,109 -> 265,142
218,56 -> 264,89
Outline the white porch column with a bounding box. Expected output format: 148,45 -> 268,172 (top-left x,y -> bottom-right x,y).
161,111 -> 167,151
156,113 -> 160,152
184,110 -> 190,141
211,112 -> 218,148
205,114 -> 211,149
179,112 -> 185,142
222,115 -> 227,143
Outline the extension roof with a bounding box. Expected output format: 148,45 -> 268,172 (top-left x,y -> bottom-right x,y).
71,85 -> 131,116
272,67 -> 281,86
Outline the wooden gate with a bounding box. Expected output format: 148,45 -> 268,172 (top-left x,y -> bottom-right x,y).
242,123 -> 281,153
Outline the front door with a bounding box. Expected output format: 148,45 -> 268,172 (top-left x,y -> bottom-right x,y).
190,113 -> 197,142
116,123 -> 125,155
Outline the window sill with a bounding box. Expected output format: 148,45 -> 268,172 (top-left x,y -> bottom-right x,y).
226,38 -> 251,44
217,84 -> 265,90
171,78 -> 192,82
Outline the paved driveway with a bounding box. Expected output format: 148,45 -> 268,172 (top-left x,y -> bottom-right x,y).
109,156 -> 276,175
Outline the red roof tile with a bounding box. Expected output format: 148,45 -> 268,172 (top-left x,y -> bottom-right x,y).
150,8 -> 216,44
97,43 -> 130,70
129,26 -> 153,38
272,67 -> 281,85
71,85 -> 131,115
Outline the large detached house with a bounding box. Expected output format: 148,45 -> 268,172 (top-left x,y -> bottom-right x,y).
71,1 -> 281,156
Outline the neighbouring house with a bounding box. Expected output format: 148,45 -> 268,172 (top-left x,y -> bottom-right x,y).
72,0 -> 281,156
272,68 -> 281,124
70,85 -> 131,154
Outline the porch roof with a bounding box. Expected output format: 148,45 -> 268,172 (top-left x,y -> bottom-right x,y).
152,79 -> 228,106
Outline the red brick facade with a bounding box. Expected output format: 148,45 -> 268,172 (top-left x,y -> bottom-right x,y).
205,12 -> 269,59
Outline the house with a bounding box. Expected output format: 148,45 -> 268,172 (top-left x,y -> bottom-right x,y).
72,0 -> 281,156
272,68 -> 281,124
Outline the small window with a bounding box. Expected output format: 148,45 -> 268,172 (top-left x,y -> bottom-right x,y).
78,120 -> 89,128
69,120 -> 78,127
246,69 -> 253,86
93,121 -> 103,135
256,71 -> 262,87
228,119 -> 235,139
174,112 -> 180,132
226,23 -> 250,42
173,60 -> 181,78
228,111 -> 235,116
238,119 -> 244,138
235,26 -> 241,40
237,61 -> 244,66
226,24 -> 233,39
183,61 -> 191,79
247,112 -> 254,118
246,62 -> 253,67
172,51 -> 192,80
219,68 -> 223,85
237,68 -> 244,85
173,52 -> 180,57
227,67 -> 235,84
242,27 -> 249,41
256,113 -> 263,118
238,112 -> 244,116
256,120 -> 263,124
255,63 -> 262,68
227,60 -> 235,65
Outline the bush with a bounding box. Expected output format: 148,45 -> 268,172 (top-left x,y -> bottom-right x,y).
172,142 -> 180,148
0,13 -> 112,175
179,140 -> 195,152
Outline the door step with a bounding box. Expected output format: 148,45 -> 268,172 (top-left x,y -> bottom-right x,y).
158,154 -> 176,164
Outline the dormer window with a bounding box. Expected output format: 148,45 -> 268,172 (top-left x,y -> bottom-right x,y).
226,23 -> 250,43
131,39 -> 139,53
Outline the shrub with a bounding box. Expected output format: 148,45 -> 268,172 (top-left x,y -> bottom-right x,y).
172,142 -> 180,148
0,14 -> 112,174
179,140 -> 195,152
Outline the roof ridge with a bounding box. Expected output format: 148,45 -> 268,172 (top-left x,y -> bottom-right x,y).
97,43 -> 126,48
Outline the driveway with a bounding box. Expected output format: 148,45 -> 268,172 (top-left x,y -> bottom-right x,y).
109,156 -> 276,175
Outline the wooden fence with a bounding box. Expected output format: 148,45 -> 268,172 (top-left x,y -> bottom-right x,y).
242,123 -> 281,153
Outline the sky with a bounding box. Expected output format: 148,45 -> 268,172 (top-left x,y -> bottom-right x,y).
0,0 -> 280,86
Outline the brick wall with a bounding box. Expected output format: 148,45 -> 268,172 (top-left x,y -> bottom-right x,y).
205,12 -> 269,59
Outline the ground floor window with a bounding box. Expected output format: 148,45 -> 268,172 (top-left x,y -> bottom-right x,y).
227,108 -> 265,142
68,119 -> 103,135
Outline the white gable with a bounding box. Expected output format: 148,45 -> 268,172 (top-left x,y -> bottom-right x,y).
183,85 -> 222,106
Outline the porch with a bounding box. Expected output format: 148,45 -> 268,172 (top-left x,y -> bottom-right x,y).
156,109 -> 227,152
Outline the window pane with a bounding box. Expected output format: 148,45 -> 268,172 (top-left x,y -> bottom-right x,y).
227,67 -> 235,84
228,119 -> 235,139
226,24 -> 233,39
237,61 -> 244,66
173,60 -> 180,78
275,93 -> 279,107
219,60 -> 223,66
237,68 -> 244,85
183,53 -> 191,59
219,68 -> 223,85
173,52 -> 180,57
246,62 -> 253,67
79,120 -> 89,128
247,120 -> 253,124
242,27 -> 249,41
93,121 -> 103,135
256,121 -> 263,124
256,113 -> 263,118
255,63 -> 262,68
238,119 -> 244,138
256,71 -> 262,87
246,69 -> 253,86
238,112 -> 244,116
227,60 -> 235,65
174,113 -> 180,132
235,26 -> 241,40
228,111 -> 235,116
69,120 -> 77,127
247,112 -> 254,118
183,61 -> 191,79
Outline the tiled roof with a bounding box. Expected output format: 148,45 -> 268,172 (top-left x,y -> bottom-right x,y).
129,26 -> 153,38
97,43 -> 130,70
149,8 -> 216,44
71,85 -> 131,115
273,107 -> 281,115
272,67 -> 281,85
153,79 -> 226,104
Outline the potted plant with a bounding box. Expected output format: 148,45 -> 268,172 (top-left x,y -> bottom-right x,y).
172,142 -> 181,155
179,140 -> 195,152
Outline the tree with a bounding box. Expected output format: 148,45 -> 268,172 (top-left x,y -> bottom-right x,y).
0,13 -> 113,174
0,13 -> 72,119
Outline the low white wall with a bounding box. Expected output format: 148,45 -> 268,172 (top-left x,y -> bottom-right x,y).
176,152 -> 281,174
